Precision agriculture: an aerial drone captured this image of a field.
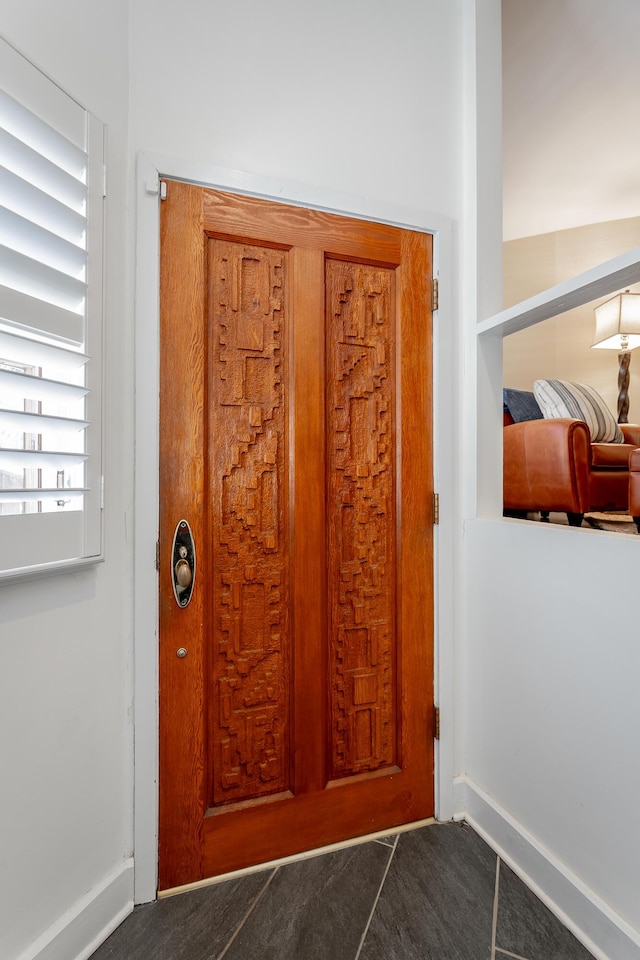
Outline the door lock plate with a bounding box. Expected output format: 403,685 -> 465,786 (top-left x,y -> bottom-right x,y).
171,519 -> 195,608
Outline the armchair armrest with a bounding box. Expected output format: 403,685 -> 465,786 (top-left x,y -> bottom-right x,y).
504,418 -> 591,513
620,424 -> 640,447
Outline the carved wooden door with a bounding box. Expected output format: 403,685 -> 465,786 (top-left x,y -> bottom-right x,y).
159,182 -> 435,890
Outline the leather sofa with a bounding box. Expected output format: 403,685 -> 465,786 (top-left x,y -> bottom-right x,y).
504,408 -> 640,526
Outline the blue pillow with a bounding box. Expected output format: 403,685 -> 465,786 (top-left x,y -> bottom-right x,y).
503,388 -> 543,423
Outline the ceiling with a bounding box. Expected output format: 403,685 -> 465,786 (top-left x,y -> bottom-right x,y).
502,0 -> 640,241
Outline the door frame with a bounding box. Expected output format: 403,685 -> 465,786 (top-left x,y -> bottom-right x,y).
133,152 -> 456,904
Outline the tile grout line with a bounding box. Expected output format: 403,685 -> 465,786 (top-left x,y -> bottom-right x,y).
352,833 -> 399,960
495,950 -> 530,960
215,867 -> 278,960
490,855 -> 501,960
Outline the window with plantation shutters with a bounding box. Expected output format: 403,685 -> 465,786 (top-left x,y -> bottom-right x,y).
0,38 -> 104,579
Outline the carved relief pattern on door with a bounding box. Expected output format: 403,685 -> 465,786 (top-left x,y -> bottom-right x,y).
209,238 -> 290,806
326,259 -> 396,779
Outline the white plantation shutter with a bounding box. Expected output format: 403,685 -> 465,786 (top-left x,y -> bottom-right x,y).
0,38 -> 104,578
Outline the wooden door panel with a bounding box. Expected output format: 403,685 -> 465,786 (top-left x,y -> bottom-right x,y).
326,258 -> 397,780
202,189 -> 402,262
208,236 -> 291,808
202,770 -> 429,879
159,183 -> 434,890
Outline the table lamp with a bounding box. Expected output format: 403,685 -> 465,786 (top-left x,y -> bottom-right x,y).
592,290 -> 640,423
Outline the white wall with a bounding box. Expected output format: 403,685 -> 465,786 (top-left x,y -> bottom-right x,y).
130,0 -> 463,221
465,5 -> 640,955
464,518 -> 640,938
502,0 -> 640,241
0,5 -> 134,960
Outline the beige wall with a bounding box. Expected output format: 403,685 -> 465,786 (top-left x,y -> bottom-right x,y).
503,216 -> 640,420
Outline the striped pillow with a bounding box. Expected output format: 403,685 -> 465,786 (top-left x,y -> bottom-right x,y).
533,379 -> 624,443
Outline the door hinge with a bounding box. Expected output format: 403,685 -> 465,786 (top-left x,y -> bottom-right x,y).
155,540 -> 160,571
434,705 -> 441,740
432,277 -> 439,312
433,492 -> 440,525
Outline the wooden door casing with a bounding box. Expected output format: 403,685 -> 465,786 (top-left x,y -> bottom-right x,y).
159,183 -> 435,890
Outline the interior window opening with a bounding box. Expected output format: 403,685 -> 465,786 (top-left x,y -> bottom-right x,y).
502,282 -> 640,535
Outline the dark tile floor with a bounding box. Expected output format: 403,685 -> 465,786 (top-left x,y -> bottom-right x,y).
90,822 -> 594,960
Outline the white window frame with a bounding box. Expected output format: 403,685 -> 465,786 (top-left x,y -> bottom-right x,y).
0,36 -> 104,581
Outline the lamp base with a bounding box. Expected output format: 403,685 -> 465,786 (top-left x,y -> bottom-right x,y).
617,351 -> 631,424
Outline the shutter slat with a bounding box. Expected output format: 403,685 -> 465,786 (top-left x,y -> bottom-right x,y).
0,330 -> 87,370
0,206 -> 87,278
0,408 -> 88,434
0,487 -> 87,503
0,127 -> 86,210
0,244 -> 86,313
0,368 -> 88,403
0,165 -> 85,244
0,449 -> 87,470
0,285 -> 84,346
0,89 -> 87,179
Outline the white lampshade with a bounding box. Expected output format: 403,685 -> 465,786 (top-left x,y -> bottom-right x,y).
592,291 -> 640,350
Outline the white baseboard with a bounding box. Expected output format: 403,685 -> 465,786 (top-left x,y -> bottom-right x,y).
16,859 -> 134,960
457,777 -> 640,960
452,774 -> 466,821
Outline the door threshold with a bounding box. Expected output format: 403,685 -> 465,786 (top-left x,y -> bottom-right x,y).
158,816 -> 437,899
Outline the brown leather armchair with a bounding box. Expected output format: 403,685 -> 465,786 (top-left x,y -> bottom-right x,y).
504,412 -> 640,526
